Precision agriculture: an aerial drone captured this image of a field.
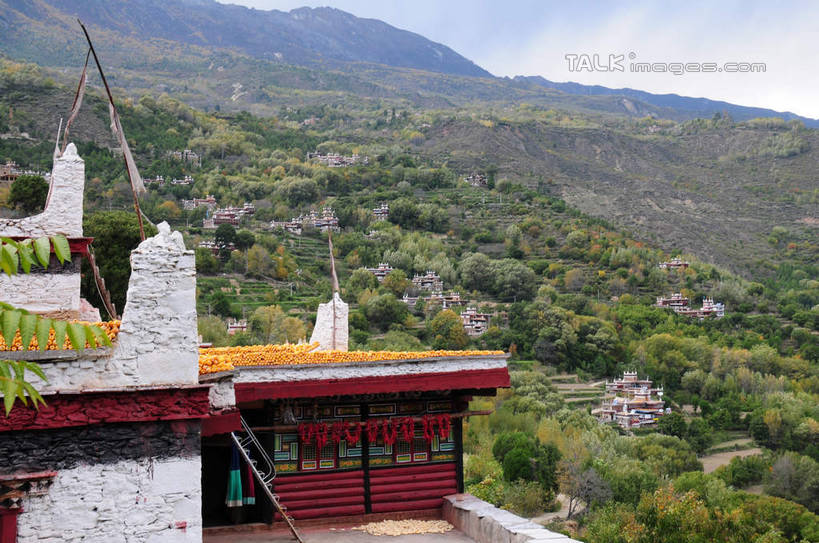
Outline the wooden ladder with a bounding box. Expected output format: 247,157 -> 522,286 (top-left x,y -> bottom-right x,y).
230,417 -> 304,542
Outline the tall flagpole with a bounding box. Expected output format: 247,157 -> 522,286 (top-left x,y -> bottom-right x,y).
77,19 -> 145,241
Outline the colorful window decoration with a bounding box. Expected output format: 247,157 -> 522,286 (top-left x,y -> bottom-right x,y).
395,427 -> 430,464
301,443 -> 317,471
369,404 -> 396,415
319,443 -> 336,469
274,433 -> 299,461
334,405 -> 361,417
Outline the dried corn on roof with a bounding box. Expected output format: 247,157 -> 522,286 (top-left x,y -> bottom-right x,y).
0,321 -> 120,352
198,342 -> 504,375
353,519 -> 454,537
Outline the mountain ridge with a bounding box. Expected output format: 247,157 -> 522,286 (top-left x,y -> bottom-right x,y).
18,0 -> 491,77
513,75 -> 819,128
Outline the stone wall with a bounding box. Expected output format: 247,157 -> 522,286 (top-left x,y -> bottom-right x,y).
309,292 -> 348,351
17,456 -> 202,543
443,494 -> 582,543
0,143 -> 85,238
0,143 -> 85,318
7,421 -> 202,543
112,222 -> 199,387
22,222 -> 200,393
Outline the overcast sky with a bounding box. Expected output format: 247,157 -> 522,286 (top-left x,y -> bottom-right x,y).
217,1 -> 819,118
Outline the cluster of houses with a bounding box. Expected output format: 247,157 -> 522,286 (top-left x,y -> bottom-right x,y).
366,262 -> 394,282
402,292 -> 465,310
227,319 -> 248,335
203,203 -> 257,228
655,293 -> 725,319
594,371 -> 669,429
460,307 -> 492,336
373,202 -> 389,221
144,175 -> 194,187
167,148 -> 201,166
0,160 -> 50,187
658,257 -> 689,270
413,271 -> 444,292
182,195 -> 218,211
463,173 -> 488,187
197,239 -> 235,255
270,206 -> 340,235
306,152 -> 368,167
363,267 -> 493,337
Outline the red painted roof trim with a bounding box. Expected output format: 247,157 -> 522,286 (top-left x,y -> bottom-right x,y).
7,237 -> 93,257
201,409 -> 241,437
0,386 -> 211,433
235,366 -> 510,402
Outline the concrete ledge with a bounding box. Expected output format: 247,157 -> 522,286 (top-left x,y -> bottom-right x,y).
443,494 -> 581,543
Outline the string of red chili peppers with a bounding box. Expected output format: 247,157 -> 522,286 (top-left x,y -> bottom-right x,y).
297,414 -> 451,447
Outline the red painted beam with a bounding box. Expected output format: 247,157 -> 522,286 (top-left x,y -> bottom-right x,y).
235,367 -> 510,402
201,410 -> 241,436
0,387 -> 211,432
274,470 -> 364,484
274,476 -> 364,493
7,236 -> 93,257
369,471 -> 456,486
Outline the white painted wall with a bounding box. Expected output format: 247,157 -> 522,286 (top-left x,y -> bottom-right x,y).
27,223 -> 200,393
309,292 -> 348,351
0,143 -> 85,237
112,222 -> 199,387
0,143 -> 85,318
16,456 -> 202,543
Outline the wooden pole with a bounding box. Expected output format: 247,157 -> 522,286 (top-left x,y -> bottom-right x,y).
77,19 -> 145,241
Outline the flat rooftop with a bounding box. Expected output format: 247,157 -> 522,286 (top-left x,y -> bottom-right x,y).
204,525 -> 475,543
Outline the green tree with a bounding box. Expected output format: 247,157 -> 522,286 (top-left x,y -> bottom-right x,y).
427,309 -> 468,350
8,174 -> 48,213
198,315 -> 228,346
381,269 -> 411,297
154,200 -> 181,222
491,259 -> 538,301
459,252 -> 493,292
388,198 -> 420,229
195,248 -> 220,274
234,229 -> 256,251
249,305 -> 305,344
215,223 -> 237,248
363,294 -> 409,332
246,245 -> 273,278
658,411 -> 687,438
347,268 -> 379,299
82,211 -> 157,315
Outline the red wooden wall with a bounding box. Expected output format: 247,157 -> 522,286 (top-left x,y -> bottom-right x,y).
369,463 -> 457,513
272,462 -> 457,519
273,470 -> 365,520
